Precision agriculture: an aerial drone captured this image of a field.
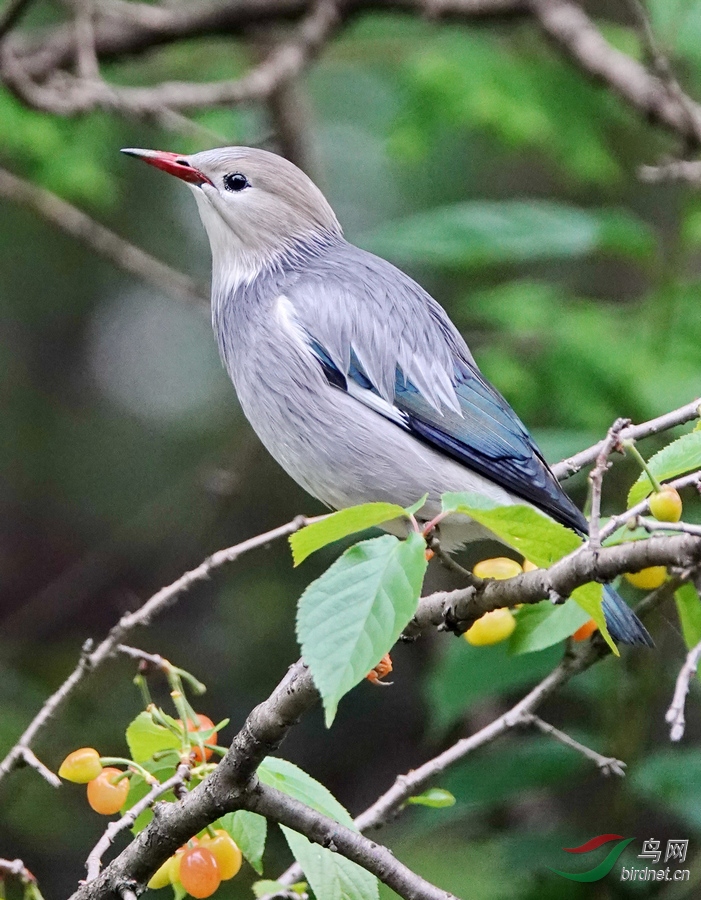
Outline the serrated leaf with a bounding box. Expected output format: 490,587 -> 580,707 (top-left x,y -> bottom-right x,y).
290,502 -> 407,566
360,201 -> 652,271
297,533 -> 428,726
442,492 -> 581,564
126,711 -> 181,763
509,598 -> 590,655
257,758 -> 378,900
627,431 -> 701,507
407,788 -> 456,808
282,827 -> 378,900
219,810 -> 267,874
440,493 -> 615,652
257,757 -> 355,827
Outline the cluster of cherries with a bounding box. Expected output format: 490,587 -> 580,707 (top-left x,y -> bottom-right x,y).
59,714 -> 240,897
461,485 -> 683,647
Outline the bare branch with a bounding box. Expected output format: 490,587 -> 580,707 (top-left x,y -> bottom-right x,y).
85,763 -> 192,881
552,399 -> 701,481
10,0 -> 526,84
12,746 -> 61,788
529,0 -> 701,146
0,165 -> 208,307
3,0 -> 340,117
246,782 -> 458,900
666,637 -> 701,742
410,532 -> 701,635
0,857 -> 38,882
521,713 -> 626,776
587,417 -> 630,549
0,516 -> 309,787
639,159 -> 701,184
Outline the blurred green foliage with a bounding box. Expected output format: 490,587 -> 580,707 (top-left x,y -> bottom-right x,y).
1,2 -> 701,899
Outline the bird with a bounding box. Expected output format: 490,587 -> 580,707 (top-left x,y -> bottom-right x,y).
122,145 -> 652,647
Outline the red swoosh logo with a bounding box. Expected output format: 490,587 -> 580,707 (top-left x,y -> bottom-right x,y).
564,834 -> 625,854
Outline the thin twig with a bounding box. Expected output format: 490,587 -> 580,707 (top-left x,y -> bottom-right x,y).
0,516 -> 309,787
85,763 -> 191,881
666,637 -> 701,742
599,470 -> 701,542
521,713 -> 626,775
638,518 -> 701,538
13,746 -> 61,788
552,399 -> 701,481
72,0 -> 100,80
0,165 -> 208,307
587,418 -> 630,549
0,857 -> 38,881
639,159 -> 701,184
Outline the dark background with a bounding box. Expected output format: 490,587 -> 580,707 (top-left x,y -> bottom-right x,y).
1,2 -> 701,897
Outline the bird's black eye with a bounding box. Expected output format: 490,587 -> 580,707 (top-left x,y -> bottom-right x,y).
223,173 -> 250,192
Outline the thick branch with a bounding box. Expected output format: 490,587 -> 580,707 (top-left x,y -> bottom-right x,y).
246,782 -> 458,900
10,0 -> 525,82
411,533 -> 701,633
68,660 -> 320,899
529,0 -> 701,146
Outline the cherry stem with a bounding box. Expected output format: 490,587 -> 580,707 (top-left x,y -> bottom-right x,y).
622,440 -> 663,493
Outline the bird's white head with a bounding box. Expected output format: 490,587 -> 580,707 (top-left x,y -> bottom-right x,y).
122,146 -> 342,286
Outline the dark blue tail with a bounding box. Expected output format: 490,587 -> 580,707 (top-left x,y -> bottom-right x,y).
602,584 -> 654,647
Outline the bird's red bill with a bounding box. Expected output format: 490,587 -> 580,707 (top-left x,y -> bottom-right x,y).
121,148 -> 213,186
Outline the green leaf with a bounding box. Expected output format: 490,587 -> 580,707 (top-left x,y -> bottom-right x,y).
627,431 -> 701,507
257,758 -> 378,900
125,711 -> 181,763
297,532 -> 428,726
631,749 -> 701,830
509,599 -> 590,655
282,827 -> 378,900
290,502 -> 407,566
441,492 -> 581,564
258,757 -> 355,827
675,583 -> 701,685
407,788 -> 456,808
219,810 -> 267,874
360,202 -> 652,271
440,493 -> 615,653
252,881 -> 286,898
252,881 -> 308,898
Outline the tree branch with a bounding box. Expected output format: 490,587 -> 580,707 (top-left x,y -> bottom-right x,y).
0,516 -> 309,787
552,399 -> 701,481
529,0 -> 701,146
666,636 -> 701,742
410,532 -> 701,634
0,165 -> 208,307
245,782 -> 458,900
85,763 -> 192,881
520,713 -> 626,776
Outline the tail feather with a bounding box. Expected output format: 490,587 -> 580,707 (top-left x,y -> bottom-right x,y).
602,584 -> 654,647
